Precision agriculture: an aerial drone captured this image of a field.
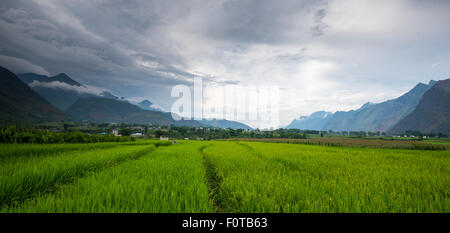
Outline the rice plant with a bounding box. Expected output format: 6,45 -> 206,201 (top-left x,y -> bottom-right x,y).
203,141 -> 449,213
6,142 -> 213,213
0,142 -> 157,209
2,140 -> 448,213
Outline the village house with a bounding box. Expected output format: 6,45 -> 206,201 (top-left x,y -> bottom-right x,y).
160,135 -> 169,140
112,129 -> 121,136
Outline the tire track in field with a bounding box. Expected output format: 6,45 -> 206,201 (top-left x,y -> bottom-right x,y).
1,145 -> 159,210
199,145 -> 225,213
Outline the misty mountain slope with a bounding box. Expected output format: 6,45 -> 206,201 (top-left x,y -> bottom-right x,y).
287,80 -> 436,132
0,67 -> 66,125
327,81 -> 437,132
137,100 -> 163,112
286,111 -> 333,130
136,100 -> 252,129
17,73 -> 118,110
19,73 -> 83,86
389,79 -> 450,134
17,73 -> 50,84
199,119 -> 253,130
65,97 -> 203,127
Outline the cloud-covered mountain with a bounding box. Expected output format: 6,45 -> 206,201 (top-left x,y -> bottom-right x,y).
65,96 -> 254,129
16,71 -> 253,129
389,79 -> 450,134
286,111 -> 333,130
17,73 -> 118,110
20,73 -> 83,86
65,97 -> 203,127
0,67 -> 66,125
286,80 -> 437,132
137,100 -> 164,112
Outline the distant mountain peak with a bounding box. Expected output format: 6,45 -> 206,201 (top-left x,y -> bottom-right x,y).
137,99 -> 163,112
51,73 -> 83,87
99,91 -> 119,100
17,72 -> 119,110
139,100 -> 153,105
18,72 -> 83,87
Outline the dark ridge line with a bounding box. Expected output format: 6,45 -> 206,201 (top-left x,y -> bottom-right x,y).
1,145 -> 158,210
199,145 -> 225,213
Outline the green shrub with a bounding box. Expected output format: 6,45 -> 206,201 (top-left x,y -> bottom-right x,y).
0,126 -> 135,144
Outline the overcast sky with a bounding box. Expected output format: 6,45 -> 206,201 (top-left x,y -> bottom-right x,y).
1,0 -> 449,128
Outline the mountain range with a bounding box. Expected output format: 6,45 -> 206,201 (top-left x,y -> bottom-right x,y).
286,79 -> 449,133
2,67 -> 252,129
65,97 -> 204,127
0,67 -> 67,125
18,73 -> 118,110
2,65 -> 447,132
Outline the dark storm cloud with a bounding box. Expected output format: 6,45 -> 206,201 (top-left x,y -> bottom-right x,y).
0,0 -> 325,97
312,8 -> 328,37
1,1 -> 276,88
200,0 -> 327,44
0,1 -> 191,94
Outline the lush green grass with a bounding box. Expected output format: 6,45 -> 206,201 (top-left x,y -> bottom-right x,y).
5,142 -> 213,213
225,137 -> 449,150
0,142 -> 158,208
0,140 -> 163,160
1,140 -> 448,213
203,141 -> 449,213
0,143 -> 121,163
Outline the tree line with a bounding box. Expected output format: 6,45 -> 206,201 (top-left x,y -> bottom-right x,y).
0,126 -> 136,144
154,127 -> 309,140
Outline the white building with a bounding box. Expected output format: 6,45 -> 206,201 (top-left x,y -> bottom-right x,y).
112,129 -> 120,136
160,135 -> 169,140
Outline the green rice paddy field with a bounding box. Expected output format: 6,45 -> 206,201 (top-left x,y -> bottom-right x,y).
1,140 -> 448,213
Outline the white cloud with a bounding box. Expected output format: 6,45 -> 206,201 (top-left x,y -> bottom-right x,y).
0,55 -> 49,75
150,103 -> 165,111
29,80 -> 106,96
